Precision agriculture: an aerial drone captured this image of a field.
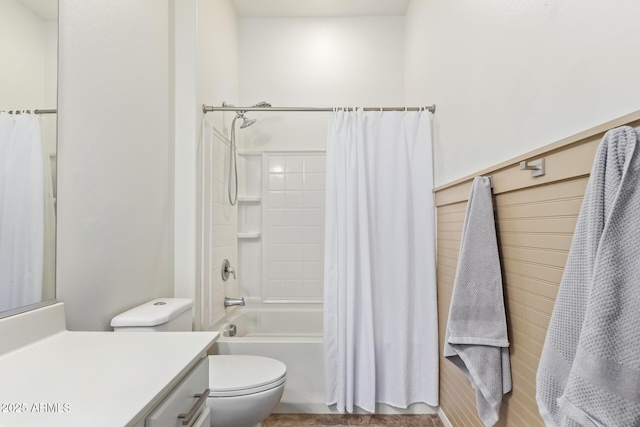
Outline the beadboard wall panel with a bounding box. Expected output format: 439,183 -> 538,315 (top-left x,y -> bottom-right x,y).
434,111 -> 640,426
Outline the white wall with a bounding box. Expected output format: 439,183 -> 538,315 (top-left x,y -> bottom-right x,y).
239,17 -> 405,151
196,0 -> 240,328
236,16 -> 405,303
0,0 -> 46,109
173,0 -> 198,319
405,0 -> 640,187
57,0 -> 174,331
0,0 -> 57,154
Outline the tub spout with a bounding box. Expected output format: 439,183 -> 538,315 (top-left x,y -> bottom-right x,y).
224,297 -> 245,308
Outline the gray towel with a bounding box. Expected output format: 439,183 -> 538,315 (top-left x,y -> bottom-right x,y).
536,126 -> 640,427
444,176 -> 512,427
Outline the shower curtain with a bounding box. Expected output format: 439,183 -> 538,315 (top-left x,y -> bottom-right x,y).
324,109 -> 439,412
0,112 -> 55,312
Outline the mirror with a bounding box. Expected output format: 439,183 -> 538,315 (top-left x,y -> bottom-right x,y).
0,0 -> 58,317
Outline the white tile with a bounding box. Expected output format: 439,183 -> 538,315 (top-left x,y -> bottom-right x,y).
268,156 -> 285,173
303,262 -> 324,280
267,244 -> 287,262
213,159 -> 225,183
268,191 -> 287,209
285,280 -> 304,298
301,209 -> 323,226
286,244 -> 304,262
303,173 -> 322,190
286,156 -> 303,172
268,174 -> 285,190
285,209 -> 304,226
285,191 -> 304,208
304,156 -> 324,173
302,226 -> 324,244
211,181 -> 223,204
211,288 -> 226,319
268,227 -> 287,243
268,262 -> 288,280
286,173 -> 303,190
268,280 -> 287,297
286,262 -> 303,280
303,191 -> 324,208
304,280 -> 324,298
286,227 -> 303,243
267,209 -> 287,226
303,244 -> 324,262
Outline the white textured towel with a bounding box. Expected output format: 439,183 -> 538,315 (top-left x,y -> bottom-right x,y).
444,176 -> 511,427
536,126 -> 640,427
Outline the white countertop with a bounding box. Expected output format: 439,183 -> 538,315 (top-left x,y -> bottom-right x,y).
0,304 -> 218,427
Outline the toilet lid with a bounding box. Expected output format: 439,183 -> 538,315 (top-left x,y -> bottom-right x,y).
208,355 -> 286,397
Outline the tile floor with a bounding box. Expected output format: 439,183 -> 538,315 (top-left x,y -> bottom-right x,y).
263,414 -> 444,427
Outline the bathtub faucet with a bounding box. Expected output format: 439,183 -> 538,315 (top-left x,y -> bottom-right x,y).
224,297 -> 245,308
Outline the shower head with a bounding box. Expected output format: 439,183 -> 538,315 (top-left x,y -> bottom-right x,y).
240,117 -> 257,128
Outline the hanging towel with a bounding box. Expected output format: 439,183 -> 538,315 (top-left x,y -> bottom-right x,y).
536,126 -> 640,427
444,176 -> 511,427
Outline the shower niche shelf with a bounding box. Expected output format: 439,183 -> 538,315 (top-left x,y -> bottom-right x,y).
237,232 -> 261,239
237,196 -> 261,203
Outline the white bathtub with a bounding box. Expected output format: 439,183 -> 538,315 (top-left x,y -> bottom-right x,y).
210,307 -> 437,415
210,307 -> 325,413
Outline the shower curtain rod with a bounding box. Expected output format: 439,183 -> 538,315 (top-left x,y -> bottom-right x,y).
202,104 -> 436,114
0,109 -> 57,114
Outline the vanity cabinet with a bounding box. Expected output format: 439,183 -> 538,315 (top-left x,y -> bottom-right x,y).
0,304 -> 218,427
145,357 -> 210,427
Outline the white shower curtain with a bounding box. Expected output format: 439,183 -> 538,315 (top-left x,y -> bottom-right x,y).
324,109 -> 439,413
0,112 -> 55,312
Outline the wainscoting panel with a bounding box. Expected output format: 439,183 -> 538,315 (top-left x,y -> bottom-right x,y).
434,111 -> 640,426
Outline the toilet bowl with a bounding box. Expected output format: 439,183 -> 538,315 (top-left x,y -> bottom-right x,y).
111,299 -> 286,427
208,355 -> 286,427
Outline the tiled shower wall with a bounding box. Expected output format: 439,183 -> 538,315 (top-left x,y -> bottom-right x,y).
263,152 -> 326,302
200,122 -> 237,328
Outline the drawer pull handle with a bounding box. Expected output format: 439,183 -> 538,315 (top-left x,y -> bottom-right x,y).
178,388 -> 210,426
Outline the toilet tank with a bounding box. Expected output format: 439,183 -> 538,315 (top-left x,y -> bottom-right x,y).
111,298 -> 193,332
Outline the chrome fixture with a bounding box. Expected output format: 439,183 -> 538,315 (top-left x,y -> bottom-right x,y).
227,324 -> 237,337
223,101 -> 271,205
224,297 -> 245,308
519,158 -> 546,177
202,104 -> 436,113
221,259 -> 236,281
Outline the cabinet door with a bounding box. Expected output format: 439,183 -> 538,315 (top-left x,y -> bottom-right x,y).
146,357 -> 209,427
191,407 -> 210,427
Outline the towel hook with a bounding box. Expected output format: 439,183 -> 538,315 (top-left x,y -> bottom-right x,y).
519,158 -> 545,177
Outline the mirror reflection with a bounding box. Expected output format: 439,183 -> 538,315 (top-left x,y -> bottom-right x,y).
0,0 -> 57,315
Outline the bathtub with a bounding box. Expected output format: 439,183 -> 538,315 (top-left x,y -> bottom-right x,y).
210,306 -> 437,415
210,307 -> 325,413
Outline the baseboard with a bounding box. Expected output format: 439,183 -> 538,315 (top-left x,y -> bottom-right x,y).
437,407 -> 454,427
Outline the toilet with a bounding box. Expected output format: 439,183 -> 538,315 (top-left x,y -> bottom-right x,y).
111,298 -> 286,427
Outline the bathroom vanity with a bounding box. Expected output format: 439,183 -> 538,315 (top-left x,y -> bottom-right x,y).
0,303 -> 218,427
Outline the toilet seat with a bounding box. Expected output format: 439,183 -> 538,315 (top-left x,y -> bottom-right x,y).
208,355 -> 287,397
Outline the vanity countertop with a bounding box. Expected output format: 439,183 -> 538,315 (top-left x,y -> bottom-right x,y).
0,304 -> 218,427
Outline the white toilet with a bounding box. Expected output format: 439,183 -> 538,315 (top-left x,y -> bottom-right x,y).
111,298 -> 286,427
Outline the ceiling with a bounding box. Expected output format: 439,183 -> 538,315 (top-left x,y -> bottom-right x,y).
232,0 -> 410,18
16,0 -> 57,21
